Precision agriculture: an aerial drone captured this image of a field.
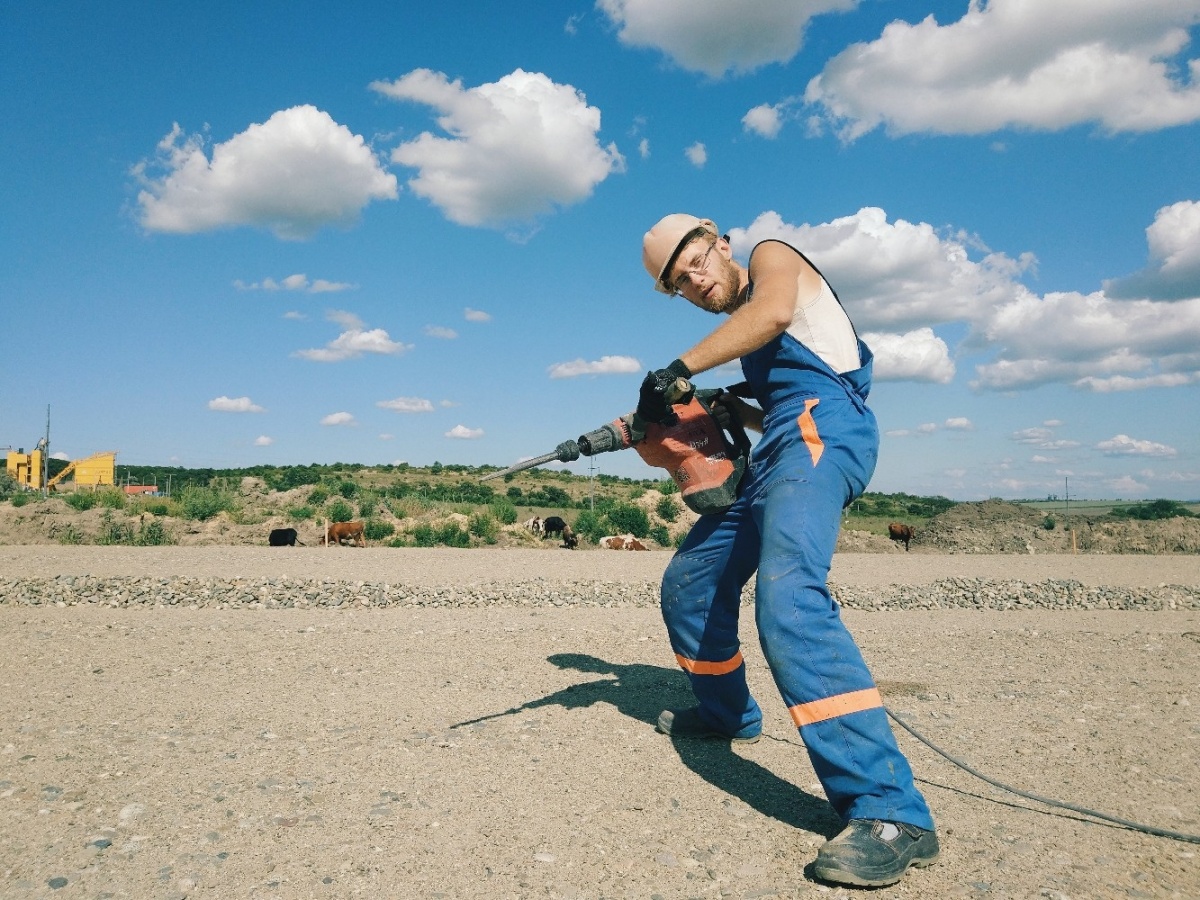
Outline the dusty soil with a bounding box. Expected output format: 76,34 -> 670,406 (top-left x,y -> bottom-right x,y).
2,549 -> 1198,899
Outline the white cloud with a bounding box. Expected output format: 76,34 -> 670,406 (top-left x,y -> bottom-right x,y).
134,106 -> 397,239
944,417 -> 974,431
51,451 -> 70,461
732,205 -> 1200,395
372,69 -> 624,227
805,1 -> 1200,141
1096,434 -> 1177,457
597,0 -> 859,78
971,293 -> 1200,390
377,397 -> 435,413
548,355 -> 642,379
729,208 -> 1034,332
685,142 -> 707,167
1010,426 -> 1082,451
1074,372 -> 1200,392
253,435 -> 273,446
860,327 -> 954,383
320,412 -> 356,427
742,103 -> 784,138
638,138 -> 650,159
283,311 -> 306,320
1106,475 -> 1150,495
1105,199 -> 1200,300
294,310 -> 411,362
207,396 -> 265,413
446,424 -> 484,439
235,273 -> 356,293
424,325 -> 458,339
464,307 -> 492,322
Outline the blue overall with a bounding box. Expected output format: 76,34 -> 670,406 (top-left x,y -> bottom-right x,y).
660,266 -> 935,831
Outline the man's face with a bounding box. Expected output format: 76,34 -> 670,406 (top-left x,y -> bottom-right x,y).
667,236 -> 742,314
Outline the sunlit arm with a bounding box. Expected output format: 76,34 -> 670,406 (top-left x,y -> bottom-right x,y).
677,241 -> 817,376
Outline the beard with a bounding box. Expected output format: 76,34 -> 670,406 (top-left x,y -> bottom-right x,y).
704,257 -> 745,315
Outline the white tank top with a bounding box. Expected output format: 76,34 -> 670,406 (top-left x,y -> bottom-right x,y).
788,276 -> 861,374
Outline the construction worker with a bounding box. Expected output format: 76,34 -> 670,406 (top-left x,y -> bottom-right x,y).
638,214 -> 939,888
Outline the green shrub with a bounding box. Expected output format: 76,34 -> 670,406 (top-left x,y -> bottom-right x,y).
387,535 -> 410,548
657,479 -> 679,495
143,502 -> 172,517
96,489 -> 126,510
96,511 -> 134,545
436,522 -> 471,547
11,492 -> 30,508
178,485 -> 233,521
411,524 -> 437,547
650,525 -> 671,546
1110,499 -> 1194,520
134,518 -> 174,546
337,480 -> 357,499
469,512 -> 499,544
1042,516 -> 1056,530
288,505 -> 315,521
674,531 -> 688,549
65,492 -> 98,511
57,524 -> 84,545
655,495 -> 679,523
307,485 -> 329,505
606,502 -> 650,538
490,498 -> 518,525
364,519 -> 395,541
357,494 -> 378,518
573,508 -> 607,544
326,499 -> 354,523
629,486 -> 645,500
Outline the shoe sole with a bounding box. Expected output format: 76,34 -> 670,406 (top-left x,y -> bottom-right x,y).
656,725 -> 761,744
813,852 -> 939,887
656,711 -> 761,744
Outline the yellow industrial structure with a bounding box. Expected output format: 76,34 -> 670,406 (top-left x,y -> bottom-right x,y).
5,449 -> 117,491
6,448 -> 45,490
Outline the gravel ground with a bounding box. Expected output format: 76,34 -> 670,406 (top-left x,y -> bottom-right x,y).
1,548 -> 1198,900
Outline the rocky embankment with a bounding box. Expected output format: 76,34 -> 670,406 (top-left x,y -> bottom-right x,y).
4,573 -> 1198,611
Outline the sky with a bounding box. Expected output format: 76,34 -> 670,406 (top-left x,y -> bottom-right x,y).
2,0 -> 1199,502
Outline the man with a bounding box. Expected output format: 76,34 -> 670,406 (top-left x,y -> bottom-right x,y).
637,214 -> 939,888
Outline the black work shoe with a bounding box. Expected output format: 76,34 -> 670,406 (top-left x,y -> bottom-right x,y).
813,819 -> 940,887
655,707 -> 761,744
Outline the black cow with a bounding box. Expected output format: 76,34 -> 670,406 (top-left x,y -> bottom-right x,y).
541,516 -> 569,539
268,527 -> 302,547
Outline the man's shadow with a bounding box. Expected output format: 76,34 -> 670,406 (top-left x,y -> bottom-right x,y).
453,652 -> 841,837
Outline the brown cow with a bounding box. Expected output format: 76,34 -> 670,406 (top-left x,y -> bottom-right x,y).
887,522 -> 915,551
325,520 -> 366,547
600,535 -> 650,551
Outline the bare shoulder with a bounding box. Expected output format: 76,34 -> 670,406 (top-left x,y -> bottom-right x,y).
749,240 -> 820,294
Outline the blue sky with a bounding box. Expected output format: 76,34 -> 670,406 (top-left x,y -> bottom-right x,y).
3,0 -> 1199,501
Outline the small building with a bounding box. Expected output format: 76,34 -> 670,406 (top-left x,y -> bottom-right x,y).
5,448 -> 45,490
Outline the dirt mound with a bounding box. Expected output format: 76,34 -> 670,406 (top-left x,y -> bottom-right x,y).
914,499 -> 1200,554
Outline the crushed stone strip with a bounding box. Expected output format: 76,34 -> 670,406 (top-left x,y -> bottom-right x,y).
1,575 -> 1197,611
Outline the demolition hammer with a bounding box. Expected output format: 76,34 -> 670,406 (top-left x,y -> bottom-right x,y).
481,379 -> 753,516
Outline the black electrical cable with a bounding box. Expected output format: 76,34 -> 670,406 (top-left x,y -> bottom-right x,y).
886,707 -> 1200,845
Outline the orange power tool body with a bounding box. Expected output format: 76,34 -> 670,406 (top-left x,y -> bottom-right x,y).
482,383 -> 752,516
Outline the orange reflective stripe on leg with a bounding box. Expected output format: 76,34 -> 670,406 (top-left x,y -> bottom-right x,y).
796,398 -> 824,466
789,687 -> 883,727
675,650 -> 744,676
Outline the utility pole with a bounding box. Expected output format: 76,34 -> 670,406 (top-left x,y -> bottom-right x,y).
588,457 -> 596,510
41,405 -> 50,498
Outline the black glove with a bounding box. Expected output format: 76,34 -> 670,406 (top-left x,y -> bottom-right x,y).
637,359 -> 692,424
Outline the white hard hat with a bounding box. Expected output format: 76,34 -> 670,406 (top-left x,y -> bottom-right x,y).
642,214 -> 718,294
